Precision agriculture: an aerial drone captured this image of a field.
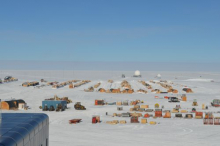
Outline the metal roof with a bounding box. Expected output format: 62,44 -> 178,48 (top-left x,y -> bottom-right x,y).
0,113 -> 49,146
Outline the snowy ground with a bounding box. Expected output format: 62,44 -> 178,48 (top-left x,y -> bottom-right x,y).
1,70 -> 220,146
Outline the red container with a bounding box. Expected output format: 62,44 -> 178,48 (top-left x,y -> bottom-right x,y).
155,111 -> 162,117
131,116 -> 139,123
196,112 -> 203,117
92,117 -> 97,124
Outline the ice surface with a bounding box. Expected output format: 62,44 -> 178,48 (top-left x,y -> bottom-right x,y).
0,70 -> 220,146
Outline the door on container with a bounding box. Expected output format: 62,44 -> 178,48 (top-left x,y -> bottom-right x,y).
46,138 -> 48,146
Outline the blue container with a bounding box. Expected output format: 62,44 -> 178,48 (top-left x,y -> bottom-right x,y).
42,100 -> 67,111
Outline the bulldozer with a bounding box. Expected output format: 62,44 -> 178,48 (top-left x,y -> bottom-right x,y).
43,105 -> 49,111
56,104 -> 63,112
49,105 -> 55,111
74,102 -> 86,110
192,99 -> 198,106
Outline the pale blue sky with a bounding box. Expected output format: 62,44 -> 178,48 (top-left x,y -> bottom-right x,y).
0,0 -> 219,63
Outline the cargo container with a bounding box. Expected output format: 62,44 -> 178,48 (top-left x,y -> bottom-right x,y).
181,94 -> 187,101
92,115 -> 100,124
155,109 -> 162,117
95,100 -> 104,106
131,116 -> 139,123
141,119 -> 147,124
195,112 -> 203,119
121,113 -> 130,117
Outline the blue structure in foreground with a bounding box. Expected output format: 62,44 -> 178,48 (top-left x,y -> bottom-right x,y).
0,113 -> 49,146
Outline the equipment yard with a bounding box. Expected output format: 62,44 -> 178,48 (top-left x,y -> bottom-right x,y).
1,70 -> 220,146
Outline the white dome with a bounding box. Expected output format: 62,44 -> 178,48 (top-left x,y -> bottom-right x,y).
134,70 -> 141,76
157,74 -> 161,78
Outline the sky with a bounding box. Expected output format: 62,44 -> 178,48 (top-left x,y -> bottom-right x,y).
0,0 -> 220,65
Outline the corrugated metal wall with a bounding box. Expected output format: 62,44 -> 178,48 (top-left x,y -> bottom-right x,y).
0,113 -> 49,146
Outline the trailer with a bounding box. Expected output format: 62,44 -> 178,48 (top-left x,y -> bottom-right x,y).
69,119 -> 82,124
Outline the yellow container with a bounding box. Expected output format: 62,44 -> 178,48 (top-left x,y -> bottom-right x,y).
150,121 -> 156,125
202,104 -> 205,110
172,109 -> 179,113
141,119 -> 147,124
181,110 -> 188,113
195,116 -> 202,119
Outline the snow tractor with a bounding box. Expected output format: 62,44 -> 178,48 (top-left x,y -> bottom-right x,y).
74,102 -> 86,110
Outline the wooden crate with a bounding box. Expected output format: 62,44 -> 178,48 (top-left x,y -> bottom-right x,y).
181,110 -> 188,113
141,119 -> 147,124
120,120 -> 127,124
140,105 -> 149,109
